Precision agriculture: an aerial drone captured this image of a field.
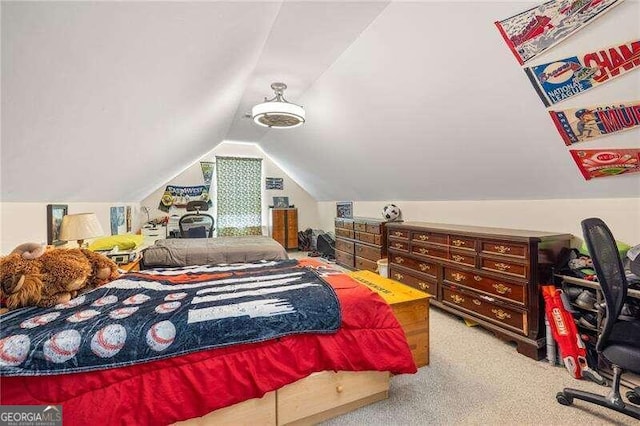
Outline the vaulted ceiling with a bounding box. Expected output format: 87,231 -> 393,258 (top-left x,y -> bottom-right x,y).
2,1 -> 639,203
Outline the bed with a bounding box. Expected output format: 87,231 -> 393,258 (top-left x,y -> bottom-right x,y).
0,258 -> 416,425
141,235 -> 289,268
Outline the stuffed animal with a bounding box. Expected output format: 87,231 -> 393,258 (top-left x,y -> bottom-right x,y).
0,244 -> 119,312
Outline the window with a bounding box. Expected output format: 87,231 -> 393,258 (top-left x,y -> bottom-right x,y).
215,156 -> 262,236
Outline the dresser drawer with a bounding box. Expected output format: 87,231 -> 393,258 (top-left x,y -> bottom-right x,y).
389,266 -> 436,294
443,268 -> 526,305
336,249 -> 354,268
388,239 -> 409,252
481,240 -> 528,259
354,222 -> 368,232
336,228 -> 354,239
355,256 -> 377,272
389,253 -> 437,278
389,229 -> 409,240
355,231 -> 382,245
442,286 -> 526,334
355,243 -> 382,261
448,248 -> 476,268
335,218 -> 354,230
366,223 -> 383,234
448,235 -> 476,251
481,257 -> 528,279
412,231 -> 447,245
335,238 -> 354,254
412,243 -> 448,261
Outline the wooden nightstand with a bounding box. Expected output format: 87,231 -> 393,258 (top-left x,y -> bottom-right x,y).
119,255 -> 142,273
347,270 -> 430,367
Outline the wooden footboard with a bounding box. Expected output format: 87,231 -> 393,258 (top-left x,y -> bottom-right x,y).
175,370 -> 390,425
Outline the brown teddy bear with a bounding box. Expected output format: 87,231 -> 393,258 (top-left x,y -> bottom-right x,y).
0,243 -> 120,312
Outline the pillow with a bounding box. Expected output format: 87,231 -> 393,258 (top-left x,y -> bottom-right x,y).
88,234 -> 145,251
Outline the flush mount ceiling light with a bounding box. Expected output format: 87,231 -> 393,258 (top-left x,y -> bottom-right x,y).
251,82 -> 305,129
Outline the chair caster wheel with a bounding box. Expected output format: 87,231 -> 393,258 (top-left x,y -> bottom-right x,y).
627,389 -> 640,405
556,392 -> 573,406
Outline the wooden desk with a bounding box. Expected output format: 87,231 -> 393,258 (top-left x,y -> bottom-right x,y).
348,270 -> 430,367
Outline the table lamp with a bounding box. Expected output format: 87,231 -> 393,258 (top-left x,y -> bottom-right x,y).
59,213 -> 104,248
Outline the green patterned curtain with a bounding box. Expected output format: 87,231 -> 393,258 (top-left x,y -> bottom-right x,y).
215,156 -> 262,236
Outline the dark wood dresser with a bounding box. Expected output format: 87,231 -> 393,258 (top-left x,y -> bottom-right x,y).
271,208 -> 298,250
335,217 -> 388,272
386,221 -> 571,360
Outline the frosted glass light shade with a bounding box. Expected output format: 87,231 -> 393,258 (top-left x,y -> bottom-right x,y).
59,213 -> 104,246
252,101 -> 305,129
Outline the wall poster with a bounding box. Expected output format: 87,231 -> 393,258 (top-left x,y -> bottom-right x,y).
158,185 -> 211,212
495,0 -> 625,65
549,100 -> 640,145
110,206 -> 126,235
570,148 -> 640,180
524,39 -> 640,107
265,177 -> 284,190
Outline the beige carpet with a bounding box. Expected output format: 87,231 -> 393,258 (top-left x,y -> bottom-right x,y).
320,306 -> 636,425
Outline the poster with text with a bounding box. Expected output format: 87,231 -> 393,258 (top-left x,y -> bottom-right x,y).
549,100 -> 640,145
570,148 -> 640,180
158,185 -> 211,212
524,39 -> 640,107
495,0 -> 624,65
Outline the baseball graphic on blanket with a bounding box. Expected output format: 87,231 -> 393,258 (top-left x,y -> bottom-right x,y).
44,330 -> 81,363
92,295 -> 118,307
91,324 -> 127,358
165,292 -> 187,301
0,335 -> 31,366
155,301 -> 181,314
67,309 -> 101,323
146,321 -> 176,352
109,307 -> 139,319
20,312 -> 61,329
123,293 -> 150,305
55,295 -> 86,309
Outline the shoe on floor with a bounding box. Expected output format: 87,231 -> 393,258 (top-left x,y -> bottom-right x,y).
579,312 -> 597,329
564,286 -> 583,300
575,290 -> 596,310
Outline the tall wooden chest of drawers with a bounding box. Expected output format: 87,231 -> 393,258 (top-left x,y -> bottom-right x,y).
386,222 -> 571,360
271,208 -> 298,250
335,217 -> 388,272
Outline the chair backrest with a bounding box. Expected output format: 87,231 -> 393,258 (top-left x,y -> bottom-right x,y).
179,213 -> 214,238
581,217 -> 628,352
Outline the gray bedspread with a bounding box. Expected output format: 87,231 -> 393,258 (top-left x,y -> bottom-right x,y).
141,236 -> 289,267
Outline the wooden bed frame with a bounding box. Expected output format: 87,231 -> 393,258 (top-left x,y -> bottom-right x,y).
175,370 -> 390,425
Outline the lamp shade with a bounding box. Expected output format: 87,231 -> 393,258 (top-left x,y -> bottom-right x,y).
59,213 -> 104,244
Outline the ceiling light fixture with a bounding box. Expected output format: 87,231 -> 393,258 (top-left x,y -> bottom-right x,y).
251,82 -> 305,129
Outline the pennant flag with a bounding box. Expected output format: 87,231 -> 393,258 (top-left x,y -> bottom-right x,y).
550,100 -> 640,145
495,0 -> 625,65
570,148 -> 640,180
524,39 -> 640,107
200,162 -> 214,185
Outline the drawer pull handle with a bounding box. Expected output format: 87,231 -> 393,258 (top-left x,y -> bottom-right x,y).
452,239 -> 464,247
395,256 -> 405,264
473,275 -> 482,281
494,245 -> 511,254
493,283 -> 512,294
394,243 -> 404,249
418,235 -> 429,241
494,263 -> 511,271
492,309 -> 511,320
451,272 -> 466,282
419,263 -> 430,271
394,273 -> 404,280
419,282 -> 428,290
472,299 -> 481,305
450,294 -> 464,304
452,255 -> 465,262
394,231 -> 404,237
418,248 -> 429,254
336,385 -> 344,393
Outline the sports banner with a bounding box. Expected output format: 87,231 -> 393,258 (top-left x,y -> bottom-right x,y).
495,0 -> 625,65
200,162 -> 214,185
158,185 -> 211,212
570,148 -> 640,180
549,100 -> 640,145
524,39 -> 640,107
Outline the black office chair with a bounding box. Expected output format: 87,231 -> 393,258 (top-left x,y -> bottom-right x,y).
556,218 -> 640,419
179,201 -> 214,238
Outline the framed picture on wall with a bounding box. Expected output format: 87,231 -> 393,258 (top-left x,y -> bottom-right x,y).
336,201 -> 353,218
273,196 -> 289,208
46,204 -> 68,246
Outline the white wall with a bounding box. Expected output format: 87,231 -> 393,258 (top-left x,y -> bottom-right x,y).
318,199 -> 640,247
0,202 -> 142,254
140,141 -> 320,236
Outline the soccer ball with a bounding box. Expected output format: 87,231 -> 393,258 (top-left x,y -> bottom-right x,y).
382,204 -> 401,221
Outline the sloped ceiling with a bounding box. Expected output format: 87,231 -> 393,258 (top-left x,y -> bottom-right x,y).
2,1 -> 639,203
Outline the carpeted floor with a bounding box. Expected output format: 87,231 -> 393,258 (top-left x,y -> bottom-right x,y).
320,307 -> 636,425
